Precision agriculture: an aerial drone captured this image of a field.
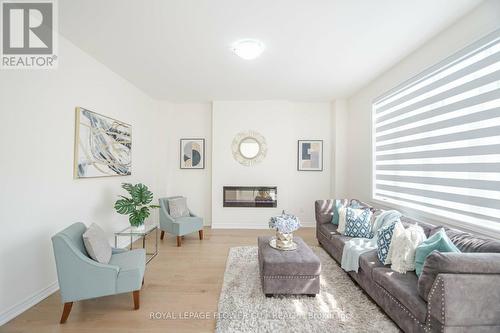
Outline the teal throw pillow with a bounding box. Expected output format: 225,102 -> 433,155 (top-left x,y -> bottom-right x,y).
331,199 -> 347,225
415,228 -> 460,276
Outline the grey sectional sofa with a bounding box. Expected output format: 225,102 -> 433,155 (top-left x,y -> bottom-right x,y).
315,199 -> 500,333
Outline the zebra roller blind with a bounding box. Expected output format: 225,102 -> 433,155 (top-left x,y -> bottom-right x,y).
373,29 -> 500,233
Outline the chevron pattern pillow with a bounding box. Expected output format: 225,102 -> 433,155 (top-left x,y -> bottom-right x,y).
344,207 -> 373,238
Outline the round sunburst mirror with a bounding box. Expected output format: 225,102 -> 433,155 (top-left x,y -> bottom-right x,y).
232,130 -> 267,166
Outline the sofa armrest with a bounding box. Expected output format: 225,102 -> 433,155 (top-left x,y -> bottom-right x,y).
427,273 -> 500,329
315,200 -> 334,225
189,209 -> 198,218
418,252 -> 500,301
52,236 -> 119,303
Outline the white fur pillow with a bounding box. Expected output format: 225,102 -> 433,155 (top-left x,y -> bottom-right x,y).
385,221 -> 404,265
390,224 -> 427,273
337,206 -> 347,234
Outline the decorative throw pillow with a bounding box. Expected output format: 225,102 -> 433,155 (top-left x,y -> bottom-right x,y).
385,221 -> 405,265
83,223 -> 112,264
415,228 -> 460,277
377,222 -> 397,264
344,207 -> 373,238
331,199 -> 348,225
429,226 -> 500,253
390,224 -> 427,273
349,199 -> 371,209
337,206 -> 348,234
168,197 -> 190,218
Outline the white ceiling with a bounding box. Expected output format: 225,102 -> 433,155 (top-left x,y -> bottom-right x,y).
59,0 -> 482,102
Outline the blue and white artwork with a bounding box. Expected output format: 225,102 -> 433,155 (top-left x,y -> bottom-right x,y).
74,107 -> 132,178
298,140 -> 323,171
180,138 -> 205,169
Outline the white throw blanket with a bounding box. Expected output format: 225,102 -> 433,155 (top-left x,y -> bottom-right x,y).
341,210 -> 402,273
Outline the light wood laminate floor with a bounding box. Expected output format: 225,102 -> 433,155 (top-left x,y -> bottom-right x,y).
1,227 -> 317,333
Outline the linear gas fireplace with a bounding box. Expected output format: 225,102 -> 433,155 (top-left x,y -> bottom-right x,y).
223,186 -> 277,208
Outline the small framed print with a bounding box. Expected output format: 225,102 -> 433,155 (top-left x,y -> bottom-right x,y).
180,138 -> 205,169
297,140 -> 323,171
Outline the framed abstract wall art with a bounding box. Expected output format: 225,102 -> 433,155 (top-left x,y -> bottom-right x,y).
74,107 -> 132,178
297,140 -> 323,171
180,138 -> 205,169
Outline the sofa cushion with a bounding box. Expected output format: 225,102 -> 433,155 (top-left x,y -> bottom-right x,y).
417,251 -> 500,301
430,226 -> 500,253
318,223 -> 353,262
359,250 -> 387,277
318,222 -> 339,239
82,223 -> 112,264
373,267 -> 428,323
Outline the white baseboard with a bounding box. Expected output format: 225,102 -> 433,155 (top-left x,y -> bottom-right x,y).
0,236 -> 138,326
0,281 -> 59,326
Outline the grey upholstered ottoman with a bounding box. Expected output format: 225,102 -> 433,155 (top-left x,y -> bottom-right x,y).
258,236 -> 321,297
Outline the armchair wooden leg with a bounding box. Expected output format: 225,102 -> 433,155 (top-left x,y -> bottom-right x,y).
199,229 -> 204,240
176,236 -> 181,247
160,230 -> 165,240
133,290 -> 140,310
59,302 -> 73,324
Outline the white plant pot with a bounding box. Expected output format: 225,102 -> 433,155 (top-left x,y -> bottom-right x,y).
131,224 -> 145,231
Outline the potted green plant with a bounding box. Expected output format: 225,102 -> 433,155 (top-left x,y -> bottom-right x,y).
114,183 -> 159,230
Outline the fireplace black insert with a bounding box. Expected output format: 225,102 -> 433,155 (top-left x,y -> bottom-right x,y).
223,186 -> 277,207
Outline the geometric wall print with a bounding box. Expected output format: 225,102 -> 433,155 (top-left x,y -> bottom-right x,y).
297,140 -> 323,171
180,138 -> 205,169
74,107 -> 132,178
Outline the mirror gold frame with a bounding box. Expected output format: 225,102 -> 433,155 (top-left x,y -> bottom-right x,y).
231,130 -> 267,166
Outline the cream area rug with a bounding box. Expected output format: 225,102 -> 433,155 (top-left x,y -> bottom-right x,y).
215,246 -> 400,333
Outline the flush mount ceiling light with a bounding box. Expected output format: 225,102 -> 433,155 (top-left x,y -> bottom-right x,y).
232,39 -> 265,60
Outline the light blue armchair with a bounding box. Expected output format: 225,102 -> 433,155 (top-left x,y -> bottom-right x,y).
159,196 -> 204,247
51,222 -> 145,323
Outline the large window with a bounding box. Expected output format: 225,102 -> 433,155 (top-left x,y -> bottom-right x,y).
372,29 -> 500,234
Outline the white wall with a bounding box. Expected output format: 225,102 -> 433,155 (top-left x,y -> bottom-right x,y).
211,101 -> 331,228
344,0 -> 500,233
163,103 -> 212,225
330,99 -> 348,199
0,36 -> 168,324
